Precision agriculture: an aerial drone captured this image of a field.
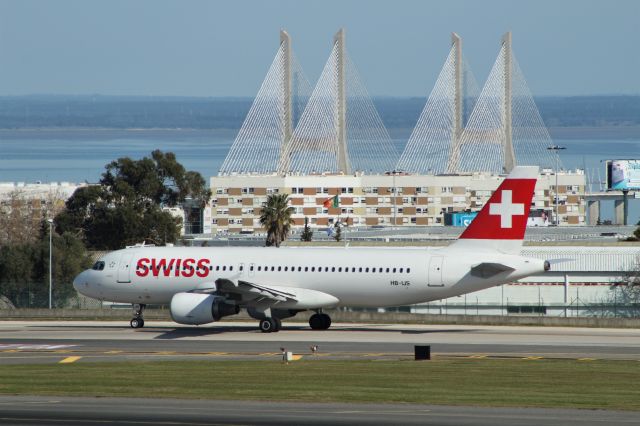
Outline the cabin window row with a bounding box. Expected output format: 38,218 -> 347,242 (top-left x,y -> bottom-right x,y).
249,265 -> 411,274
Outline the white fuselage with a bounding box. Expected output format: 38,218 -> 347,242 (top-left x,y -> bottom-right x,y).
74,245 -> 546,308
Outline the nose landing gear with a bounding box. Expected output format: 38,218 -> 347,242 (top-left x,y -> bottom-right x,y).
130,304 -> 146,329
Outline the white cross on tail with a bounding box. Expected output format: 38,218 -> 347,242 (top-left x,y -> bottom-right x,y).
489,190 -> 524,228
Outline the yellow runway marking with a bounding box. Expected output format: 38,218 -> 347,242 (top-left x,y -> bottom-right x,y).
468,355 -> 488,359
105,350 -> 122,354
290,354 -> 303,361
578,358 -> 596,362
523,356 -> 543,360
59,356 -> 82,364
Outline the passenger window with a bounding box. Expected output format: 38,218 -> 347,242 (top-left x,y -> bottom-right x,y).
325,267 -> 329,272
222,266 -> 227,271
358,267 -> 362,272
393,268 -> 396,273
271,266 -> 275,272
298,266 -> 302,272
338,267 -> 342,272
209,266 -> 213,271
305,267 -> 309,272
311,267 -> 315,272
407,268 -> 411,273
257,266 -> 261,271
284,266 -> 288,271
352,267 -> 356,272
216,265 -> 220,271
386,268 -> 390,273
365,267 -> 369,273
399,268 -> 403,273
230,266 -> 234,271
278,266 -> 282,272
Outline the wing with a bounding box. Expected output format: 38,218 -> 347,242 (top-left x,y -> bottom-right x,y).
192,278 -> 339,309
470,262 -> 516,279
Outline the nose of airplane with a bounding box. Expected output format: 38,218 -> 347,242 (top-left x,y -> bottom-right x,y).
73,270 -> 88,293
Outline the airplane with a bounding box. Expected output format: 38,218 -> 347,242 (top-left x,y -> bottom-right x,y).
73,165 -> 551,333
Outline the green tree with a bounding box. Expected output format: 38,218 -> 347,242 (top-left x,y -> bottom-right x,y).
259,194 -> 294,247
55,150 -> 211,249
300,217 -> 313,242
0,223 -> 91,308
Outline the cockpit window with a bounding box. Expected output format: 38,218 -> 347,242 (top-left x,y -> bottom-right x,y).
92,261 -> 105,271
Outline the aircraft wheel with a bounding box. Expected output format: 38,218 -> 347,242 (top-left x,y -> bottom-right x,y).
309,314 -> 324,330
320,314 -> 331,330
273,318 -> 282,332
130,318 -> 144,329
259,318 -> 277,333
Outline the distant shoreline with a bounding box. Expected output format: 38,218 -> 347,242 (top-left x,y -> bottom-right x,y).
0,126 -> 638,140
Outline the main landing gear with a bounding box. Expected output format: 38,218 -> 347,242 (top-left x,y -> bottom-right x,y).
130,303 -> 146,329
309,312 -> 331,330
259,317 -> 282,333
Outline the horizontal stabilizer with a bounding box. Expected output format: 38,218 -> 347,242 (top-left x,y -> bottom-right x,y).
470,262 -> 515,278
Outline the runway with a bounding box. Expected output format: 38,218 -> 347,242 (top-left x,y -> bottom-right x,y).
0,320 -> 639,364
1,321 -> 639,425
1,395 -> 639,426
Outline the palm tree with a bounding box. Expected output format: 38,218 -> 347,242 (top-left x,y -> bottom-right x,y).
259,193 -> 295,247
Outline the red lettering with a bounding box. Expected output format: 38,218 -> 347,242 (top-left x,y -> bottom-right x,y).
182,258 -> 195,277
137,257 -> 211,279
163,259 -> 175,277
135,258 -> 150,277
174,259 -> 182,277
196,259 -> 210,278
151,258 -> 170,277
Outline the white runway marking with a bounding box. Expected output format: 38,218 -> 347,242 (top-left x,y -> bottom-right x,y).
0,344 -> 77,350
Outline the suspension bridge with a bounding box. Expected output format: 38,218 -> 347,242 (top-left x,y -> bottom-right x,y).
219,29 -> 559,176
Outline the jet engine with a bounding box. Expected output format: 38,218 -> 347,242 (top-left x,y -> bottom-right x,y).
170,292 -> 239,325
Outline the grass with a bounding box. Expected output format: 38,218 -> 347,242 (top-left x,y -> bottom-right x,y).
0,358 -> 639,410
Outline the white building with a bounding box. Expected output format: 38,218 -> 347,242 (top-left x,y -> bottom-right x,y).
210,170 -> 586,234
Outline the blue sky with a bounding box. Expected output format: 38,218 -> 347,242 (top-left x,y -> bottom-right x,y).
0,0 -> 638,97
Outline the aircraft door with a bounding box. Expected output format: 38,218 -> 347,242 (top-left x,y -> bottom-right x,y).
428,256 -> 444,287
117,252 -> 135,283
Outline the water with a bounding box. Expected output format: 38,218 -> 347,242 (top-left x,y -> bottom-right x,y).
0,129 -> 638,223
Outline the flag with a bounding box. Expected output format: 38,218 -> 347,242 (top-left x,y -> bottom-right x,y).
323,195 -> 339,209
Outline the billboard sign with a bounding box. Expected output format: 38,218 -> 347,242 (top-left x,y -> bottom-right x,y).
606,160 -> 640,190
444,212 -> 478,227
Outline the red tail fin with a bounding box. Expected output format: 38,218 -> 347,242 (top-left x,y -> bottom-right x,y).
452,166 -> 538,252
